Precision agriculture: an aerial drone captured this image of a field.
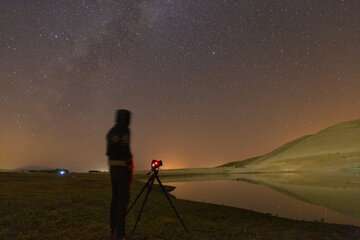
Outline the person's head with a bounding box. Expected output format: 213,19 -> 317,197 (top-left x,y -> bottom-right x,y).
115,109 -> 131,126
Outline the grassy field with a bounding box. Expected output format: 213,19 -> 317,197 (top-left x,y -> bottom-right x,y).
220,119 -> 360,174
1,173 -> 359,240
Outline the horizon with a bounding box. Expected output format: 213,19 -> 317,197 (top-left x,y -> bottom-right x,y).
3,118 -> 359,172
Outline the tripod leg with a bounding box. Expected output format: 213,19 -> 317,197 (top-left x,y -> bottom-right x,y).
130,185 -> 151,239
126,176 -> 152,215
155,176 -> 189,233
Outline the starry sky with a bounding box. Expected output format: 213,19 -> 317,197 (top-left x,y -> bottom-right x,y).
1,0 -> 360,172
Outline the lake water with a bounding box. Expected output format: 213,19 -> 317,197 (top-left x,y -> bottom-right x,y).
162,176 -> 360,226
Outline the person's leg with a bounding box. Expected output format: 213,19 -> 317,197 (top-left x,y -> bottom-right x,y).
110,168 -> 120,239
117,193 -> 127,238
116,168 -> 132,238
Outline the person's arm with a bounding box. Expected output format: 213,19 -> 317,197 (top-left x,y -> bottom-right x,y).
105,128 -> 113,156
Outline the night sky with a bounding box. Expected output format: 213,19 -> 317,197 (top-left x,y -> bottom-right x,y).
1,1 -> 360,172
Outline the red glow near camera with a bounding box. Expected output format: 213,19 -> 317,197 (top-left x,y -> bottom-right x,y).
151,160 -> 162,170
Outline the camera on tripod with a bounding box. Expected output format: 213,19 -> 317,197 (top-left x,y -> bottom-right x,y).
127,159 -> 188,238
151,159 -> 162,170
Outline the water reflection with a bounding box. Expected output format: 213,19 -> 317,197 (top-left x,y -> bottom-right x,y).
161,173 -> 360,226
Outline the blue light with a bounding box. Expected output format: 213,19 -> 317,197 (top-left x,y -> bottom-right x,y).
59,170 -> 65,175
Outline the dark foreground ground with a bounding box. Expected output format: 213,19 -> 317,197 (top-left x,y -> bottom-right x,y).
0,173 -> 359,240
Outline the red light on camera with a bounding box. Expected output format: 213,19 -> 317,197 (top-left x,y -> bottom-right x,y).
151,159 -> 163,170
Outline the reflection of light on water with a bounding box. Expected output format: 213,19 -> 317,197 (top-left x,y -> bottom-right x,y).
165,180 -> 360,226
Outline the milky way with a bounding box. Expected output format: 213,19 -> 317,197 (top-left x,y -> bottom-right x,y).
1,1 -> 360,171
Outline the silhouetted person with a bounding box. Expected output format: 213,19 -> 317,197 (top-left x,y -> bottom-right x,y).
107,109 -> 133,240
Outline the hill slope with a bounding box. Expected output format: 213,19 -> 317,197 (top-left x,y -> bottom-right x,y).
224,119 -> 360,173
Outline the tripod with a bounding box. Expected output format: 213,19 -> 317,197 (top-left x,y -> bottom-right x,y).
126,168 -> 189,239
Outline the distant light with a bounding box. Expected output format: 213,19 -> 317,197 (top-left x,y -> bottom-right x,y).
212,51 -> 216,55
59,170 -> 66,175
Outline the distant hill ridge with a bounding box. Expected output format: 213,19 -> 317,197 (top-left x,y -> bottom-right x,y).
220,119 -> 360,173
